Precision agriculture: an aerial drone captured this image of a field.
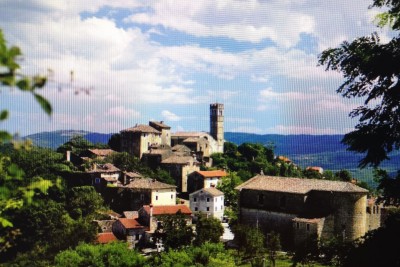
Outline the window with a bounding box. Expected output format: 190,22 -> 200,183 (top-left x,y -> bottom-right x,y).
193,197 -> 197,202
136,234 -> 140,240
171,194 -> 173,199
207,207 -> 210,211
215,206 -> 217,211
206,197 -> 210,202
156,195 -> 158,201
95,178 -> 101,184
221,205 -> 223,210
257,194 -> 264,205
296,222 -> 300,229
306,224 -> 310,231
140,194 -> 144,201
195,207 -> 198,211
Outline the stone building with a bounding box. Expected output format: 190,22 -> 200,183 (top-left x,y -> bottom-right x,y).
187,170 -> 227,194
160,155 -> 200,193
189,187 -> 225,221
117,177 -> 177,211
235,175 -> 377,248
138,204 -> 193,232
120,122 -> 170,159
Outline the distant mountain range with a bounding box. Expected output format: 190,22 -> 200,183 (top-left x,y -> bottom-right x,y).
24,130 -> 400,184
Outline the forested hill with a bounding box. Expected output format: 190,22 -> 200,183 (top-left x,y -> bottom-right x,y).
24,130 -> 400,179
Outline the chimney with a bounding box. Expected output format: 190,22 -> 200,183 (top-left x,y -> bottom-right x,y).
66,150 -> 71,162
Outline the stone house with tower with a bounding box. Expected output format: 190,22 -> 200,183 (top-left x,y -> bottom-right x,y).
119,103 -> 225,193
235,175 -> 380,249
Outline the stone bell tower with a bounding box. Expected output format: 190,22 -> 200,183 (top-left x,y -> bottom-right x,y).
210,103 -> 224,153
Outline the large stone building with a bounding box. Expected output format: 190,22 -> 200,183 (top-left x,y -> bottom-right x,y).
120,103 -> 225,162
235,175 -> 380,248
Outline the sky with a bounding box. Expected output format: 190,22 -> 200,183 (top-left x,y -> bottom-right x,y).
0,0 -> 394,136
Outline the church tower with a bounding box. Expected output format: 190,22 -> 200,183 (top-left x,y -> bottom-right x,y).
210,103 -> 224,152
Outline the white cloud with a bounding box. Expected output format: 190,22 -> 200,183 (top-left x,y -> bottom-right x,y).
161,110 -> 181,121
230,126 -> 264,134
106,106 -> 140,119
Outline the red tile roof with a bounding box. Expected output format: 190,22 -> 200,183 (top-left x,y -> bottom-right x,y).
118,218 -> 144,229
197,170 -> 227,178
143,204 -> 192,216
97,232 -> 118,244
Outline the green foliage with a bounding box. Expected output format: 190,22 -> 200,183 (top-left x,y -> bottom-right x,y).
319,0 -> 400,168
0,29 -> 52,118
341,210 -> 400,267
232,224 -> 266,265
108,133 -> 121,152
56,135 -> 95,154
195,215 -> 224,245
374,168 -> 400,205
334,169 -> 352,182
150,242 -> 236,267
155,211 -> 194,250
67,186 -> 105,219
217,172 -> 242,207
54,242 -> 147,267
266,231 -> 281,267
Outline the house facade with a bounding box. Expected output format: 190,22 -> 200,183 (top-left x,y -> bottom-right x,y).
112,217 -> 147,249
189,187 -> 224,221
187,170 -> 227,194
235,175 -> 375,248
161,155 -> 200,192
120,124 -> 163,158
117,177 -> 177,211
138,204 -> 193,232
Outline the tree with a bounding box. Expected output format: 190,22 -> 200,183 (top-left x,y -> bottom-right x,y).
66,186 -> 105,219
108,133 -> 121,152
54,242 -> 147,267
319,1 -> 400,168
335,169 -> 352,182
194,214 -> 224,245
155,211 -> 194,250
232,224 -> 266,267
374,168 -> 400,205
0,28 -> 53,251
266,231 -> 281,267
56,135 -> 95,155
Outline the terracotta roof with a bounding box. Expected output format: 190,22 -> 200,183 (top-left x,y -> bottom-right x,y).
149,121 -> 171,129
121,124 -> 160,134
171,144 -> 191,153
172,132 -> 208,137
97,232 -> 118,244
143,204 -> 192,215
88,149 -> 116,157
191,187 -> 224,197
235,175 -> 368,194
118,218 -> 144,229
88,163 -> 120,173
277,156 -> 292,163
121,178 -> 176,190
196,170 -> 227,178
161,155 -> 196,164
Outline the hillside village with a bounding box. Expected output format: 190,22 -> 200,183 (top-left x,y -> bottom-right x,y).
62,103 -> 384,254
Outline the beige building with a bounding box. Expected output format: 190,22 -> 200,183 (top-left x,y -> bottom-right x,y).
118,176 -> 177,211
120,124 -> 163,159
161,155 -> 200,193
236,175 -> 378,249
189,187 -> 225,221
187,170 -> 227,194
